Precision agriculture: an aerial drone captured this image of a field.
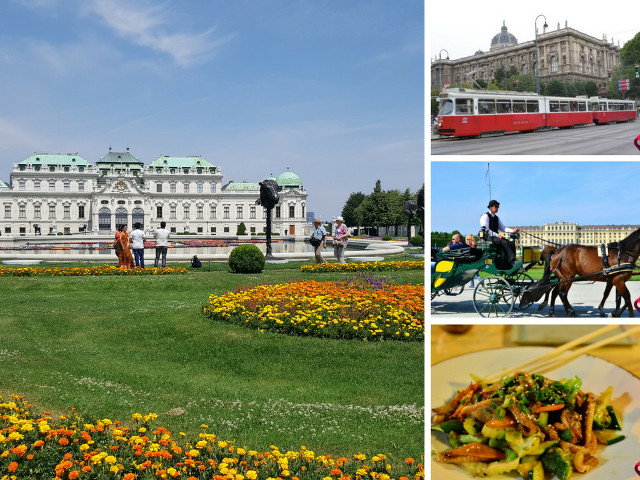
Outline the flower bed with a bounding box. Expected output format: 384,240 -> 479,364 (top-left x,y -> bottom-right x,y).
0,265 -> 188,277
0,395 -> 424,480
203,280 -> 424,341
300,261 -> 424,273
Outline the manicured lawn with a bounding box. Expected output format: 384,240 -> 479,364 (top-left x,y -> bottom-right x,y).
0,256 -> 425,465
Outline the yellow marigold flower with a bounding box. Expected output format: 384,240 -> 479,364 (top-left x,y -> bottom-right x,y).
246,471 -> 258,480
132,413 -> 143,421
218,440 -> 228,449
105,455 -> 117,464
189,449 -> 199,458
237,448 -> 246,456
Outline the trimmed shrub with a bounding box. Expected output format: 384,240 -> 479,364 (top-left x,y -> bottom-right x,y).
237,222 -> 247,235
410,235 -> 424,247
381,235 -> 393,241
228,244 -> 265,273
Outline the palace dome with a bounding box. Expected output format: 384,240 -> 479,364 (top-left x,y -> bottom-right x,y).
490,21 -> 518,51
276,167 -> 302,188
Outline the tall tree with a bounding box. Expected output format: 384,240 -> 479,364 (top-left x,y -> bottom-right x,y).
341,192 -> 366,228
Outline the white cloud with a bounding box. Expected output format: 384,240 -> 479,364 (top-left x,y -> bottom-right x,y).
89,0 -> 233,66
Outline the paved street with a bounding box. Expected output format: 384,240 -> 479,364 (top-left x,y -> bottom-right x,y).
431,281 -> 640,318
431,120 -> 640,155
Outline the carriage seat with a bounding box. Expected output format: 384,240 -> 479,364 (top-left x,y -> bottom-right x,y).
437,247 -> 484,263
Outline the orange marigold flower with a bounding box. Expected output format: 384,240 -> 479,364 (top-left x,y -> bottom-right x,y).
8,462 -> 19,472
68,471 -> 80,479
59,438 -> 70,445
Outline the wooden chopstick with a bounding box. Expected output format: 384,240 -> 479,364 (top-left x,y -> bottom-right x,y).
483,325 -> 640,384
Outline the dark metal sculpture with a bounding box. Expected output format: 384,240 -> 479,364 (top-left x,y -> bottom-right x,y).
256,179 -> 280,259
403,187 -> 425,248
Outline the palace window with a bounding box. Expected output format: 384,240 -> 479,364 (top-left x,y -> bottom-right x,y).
197,183 -> 203,193
197,205 -> 203,219
19,181 -> 25,191
157,183 -> 163,193
49,204 -> 56,219
19,204 -> 26,219
78,205 -> 85,219
170,205 -> 177,219
170,183 -> 176,193
210,183 -> 216,193
157,206 -> 163,218
183,183 -> 190,193
250,206 -> 256,219
224,206 -> 230,219
183,205 -> 190,219
210,205 -> 217,219
34,204 -> 41,219
34,181 -> 40,191
49,181 -> 55,191
78,182 -> 84,192
64,182 -> 70,192
289,206 -> 295,218
275,206 -> 281,218
236,205 -> 243,219
64,205 -> 70,219
551,57 -> 558,73
224,226 -> 230,233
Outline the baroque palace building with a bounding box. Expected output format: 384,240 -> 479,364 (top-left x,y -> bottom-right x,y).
0,149 -> 308,237
432,21 -> 622,95
513,221 -> 640,248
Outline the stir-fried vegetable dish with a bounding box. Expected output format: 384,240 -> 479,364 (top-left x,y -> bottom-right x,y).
431,372 -> 624,479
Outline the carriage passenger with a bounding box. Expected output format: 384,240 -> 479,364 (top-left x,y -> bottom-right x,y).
479,200 -> 519,268
431,233 -> 470,273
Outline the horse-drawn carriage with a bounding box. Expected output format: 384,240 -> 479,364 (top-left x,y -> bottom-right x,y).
433,226 -> 640,317
431,230 -> 539,317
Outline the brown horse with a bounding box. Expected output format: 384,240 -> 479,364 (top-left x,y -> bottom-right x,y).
537,245 -> 621,315
543,229 -> 640,317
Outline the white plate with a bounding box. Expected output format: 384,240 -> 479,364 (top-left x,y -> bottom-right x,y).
431,347 -> 640,480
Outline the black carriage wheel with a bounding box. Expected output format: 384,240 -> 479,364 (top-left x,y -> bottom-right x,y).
473,276 -> 514,318
507,272 -> 535,310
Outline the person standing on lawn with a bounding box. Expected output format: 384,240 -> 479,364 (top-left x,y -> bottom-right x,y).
130,222 -> 146,268
311,219 -> 327,264
154,221 -> 170,268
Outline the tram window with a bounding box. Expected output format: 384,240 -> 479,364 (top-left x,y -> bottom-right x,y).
478,99 -> 496,114
526,101 -> 539,113
549,101 -> 560,112
455,99 -> 473,114
438,99 -> 453,116
569,101 -> 578,111
559,102 -> 569,112
599,102 -> 607,111
512,101 -> 525,113
496,101 -> 511,113
588,102 -> 597,112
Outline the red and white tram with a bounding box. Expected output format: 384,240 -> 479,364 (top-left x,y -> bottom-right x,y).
435,88 -> 636,137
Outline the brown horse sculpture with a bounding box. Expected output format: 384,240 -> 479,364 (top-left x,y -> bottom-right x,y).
541,228 -> 640,317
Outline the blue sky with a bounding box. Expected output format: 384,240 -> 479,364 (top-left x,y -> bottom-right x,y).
0,0 -> 424,221
429,0 -> 639,59
430,161 -> 640,236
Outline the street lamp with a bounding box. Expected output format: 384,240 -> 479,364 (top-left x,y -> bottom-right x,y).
535,14 -> 548,95
438,49 -> 450,89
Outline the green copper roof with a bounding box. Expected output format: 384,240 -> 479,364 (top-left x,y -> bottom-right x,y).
18,153 -> 90,166
223,181 -> 260,191
150,156 -> 216,169
276,167 -> 302,187
0,180 -> 9,188
96,151 -> 143,165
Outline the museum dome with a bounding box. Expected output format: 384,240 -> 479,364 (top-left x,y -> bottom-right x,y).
276,167 -> 302,188
490,21 -> 518,51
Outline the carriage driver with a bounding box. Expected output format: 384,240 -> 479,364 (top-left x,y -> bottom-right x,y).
480,200 -> 519,268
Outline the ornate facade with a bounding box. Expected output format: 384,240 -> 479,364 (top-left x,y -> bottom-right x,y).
432,21 -> 622,94
513,221 -> 640,247
0,150 -> 307,237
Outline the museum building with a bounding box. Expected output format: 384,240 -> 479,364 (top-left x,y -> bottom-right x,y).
432,21 -> 622,94
0,150 -> 308,237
